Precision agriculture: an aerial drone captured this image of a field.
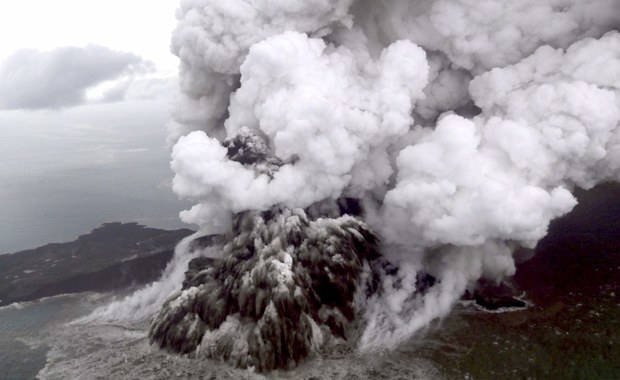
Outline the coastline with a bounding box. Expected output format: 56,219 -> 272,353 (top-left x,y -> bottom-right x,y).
0,222 -> 193,307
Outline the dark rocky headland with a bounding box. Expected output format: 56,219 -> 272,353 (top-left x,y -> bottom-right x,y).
0,223 -> 193,307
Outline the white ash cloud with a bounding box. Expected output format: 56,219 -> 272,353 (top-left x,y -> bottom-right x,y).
364,30 -> 620,346
171,31 -> 429,229
353,0 -> 620,73
110,0 -> 620,361
0,45 -> 153,110
166,0 -> 356,142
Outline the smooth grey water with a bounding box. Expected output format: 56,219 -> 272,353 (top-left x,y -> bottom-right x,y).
0,99 -> 192,254
0,295 -> 95,380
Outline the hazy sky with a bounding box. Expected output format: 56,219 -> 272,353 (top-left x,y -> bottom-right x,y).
0,0 -> 178,72
0,1 -> 179,110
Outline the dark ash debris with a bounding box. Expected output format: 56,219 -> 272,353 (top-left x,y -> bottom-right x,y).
149,207 -> 381,372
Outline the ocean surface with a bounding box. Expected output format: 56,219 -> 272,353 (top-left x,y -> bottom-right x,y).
0,99 -> 192,254
0,295 -> 96,380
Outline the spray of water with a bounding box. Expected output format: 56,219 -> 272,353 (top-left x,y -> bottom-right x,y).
82,233 -> 223,324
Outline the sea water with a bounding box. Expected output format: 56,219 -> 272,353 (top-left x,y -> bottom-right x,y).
0,99 -> 191,255
0,295 -> 98,380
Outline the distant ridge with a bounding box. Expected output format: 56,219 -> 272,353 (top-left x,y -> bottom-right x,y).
0,223 -> 193,307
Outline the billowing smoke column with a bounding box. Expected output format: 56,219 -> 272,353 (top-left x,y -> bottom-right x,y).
150,0 -> 620,371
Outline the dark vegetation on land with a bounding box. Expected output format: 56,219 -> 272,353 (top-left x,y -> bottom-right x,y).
0,223 -> 193,307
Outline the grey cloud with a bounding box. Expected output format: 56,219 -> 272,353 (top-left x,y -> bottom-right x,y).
0,45 -> 153,110
100,76 -> 177,103
100,80 -> 132,103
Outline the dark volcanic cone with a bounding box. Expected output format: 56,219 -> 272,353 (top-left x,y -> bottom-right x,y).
149,207 -> 380,371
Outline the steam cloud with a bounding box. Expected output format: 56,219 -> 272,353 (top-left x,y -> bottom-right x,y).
99,0 -> 620,371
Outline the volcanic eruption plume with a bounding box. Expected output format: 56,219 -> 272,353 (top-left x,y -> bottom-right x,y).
140,0 -> 620,372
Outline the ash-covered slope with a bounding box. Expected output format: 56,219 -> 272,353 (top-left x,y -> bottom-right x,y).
0,223 -> 193,306
149,207 -> 381,371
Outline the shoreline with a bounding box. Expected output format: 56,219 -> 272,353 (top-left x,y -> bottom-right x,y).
0,222 -> 193,308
